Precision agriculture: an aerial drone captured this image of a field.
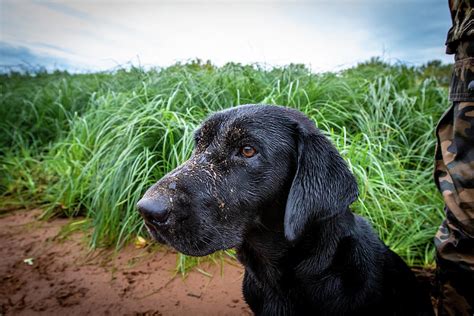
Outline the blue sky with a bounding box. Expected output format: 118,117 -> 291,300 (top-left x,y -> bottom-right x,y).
0,0 -> 453,73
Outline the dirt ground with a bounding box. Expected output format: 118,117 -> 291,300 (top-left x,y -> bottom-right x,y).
0,209 -> 252,315
0,209 -> 437,316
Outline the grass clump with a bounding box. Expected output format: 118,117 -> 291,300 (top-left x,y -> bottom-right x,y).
0,59 -> 448,268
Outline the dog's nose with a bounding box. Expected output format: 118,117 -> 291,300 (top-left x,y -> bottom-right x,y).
137,197 -> 170,224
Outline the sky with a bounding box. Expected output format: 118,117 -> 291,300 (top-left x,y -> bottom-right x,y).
0,0 -> 453,73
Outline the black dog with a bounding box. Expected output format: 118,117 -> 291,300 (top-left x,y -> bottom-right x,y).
137,105 -> 433,315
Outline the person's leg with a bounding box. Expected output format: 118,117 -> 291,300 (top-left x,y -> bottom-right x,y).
434,101 -> 474,316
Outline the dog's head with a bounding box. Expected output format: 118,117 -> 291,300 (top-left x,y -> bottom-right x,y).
137,105 -> 358,256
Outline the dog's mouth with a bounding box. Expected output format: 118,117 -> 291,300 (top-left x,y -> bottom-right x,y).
144,215 -> 170,228
142,215 -> 240,257
143,221 -> 168,244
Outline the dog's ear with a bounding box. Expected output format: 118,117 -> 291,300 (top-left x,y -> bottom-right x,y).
284,118 -> 358,242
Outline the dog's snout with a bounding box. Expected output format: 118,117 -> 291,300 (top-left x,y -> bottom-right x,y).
137,197 -> 170,224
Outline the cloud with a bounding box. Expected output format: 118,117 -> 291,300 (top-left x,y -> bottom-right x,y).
37,1 -> 137,34
36,1 -> 94,21
29,42 -> 77,55
353,1 -> 452,63
1,0 -> 453,73
0,41 -> 74,72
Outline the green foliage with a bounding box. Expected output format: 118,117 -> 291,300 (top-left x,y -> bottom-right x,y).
0,59 -> 448,267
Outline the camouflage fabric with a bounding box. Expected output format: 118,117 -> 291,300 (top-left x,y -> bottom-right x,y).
449,40 -> 474,102
445,0 -> 473,55
434,100 -> 474,316
434,7 -> 474,313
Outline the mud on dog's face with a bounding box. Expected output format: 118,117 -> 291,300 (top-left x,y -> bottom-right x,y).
137,105 -> 358,256
137,106 -> 297,256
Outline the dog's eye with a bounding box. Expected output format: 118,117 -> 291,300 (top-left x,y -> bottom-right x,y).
240,145 -> 257,158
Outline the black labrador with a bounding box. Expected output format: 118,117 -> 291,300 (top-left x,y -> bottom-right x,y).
137,105 -> 434,315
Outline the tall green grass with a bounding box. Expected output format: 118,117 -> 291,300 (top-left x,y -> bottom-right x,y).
0,59 -> 448,267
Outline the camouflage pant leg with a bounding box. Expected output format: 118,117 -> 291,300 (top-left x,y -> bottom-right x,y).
434,101 -> 474,316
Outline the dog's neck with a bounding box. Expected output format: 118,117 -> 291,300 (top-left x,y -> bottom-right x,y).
236,209 -> 355,289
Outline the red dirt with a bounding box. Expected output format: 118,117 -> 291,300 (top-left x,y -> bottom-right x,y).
0,209 -> 438,315
0,209 -> 251,315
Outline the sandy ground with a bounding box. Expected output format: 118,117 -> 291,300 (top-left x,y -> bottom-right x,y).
0,209 -> 252,315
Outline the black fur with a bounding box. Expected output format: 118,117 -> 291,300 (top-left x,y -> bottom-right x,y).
137,105 -> 434,315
